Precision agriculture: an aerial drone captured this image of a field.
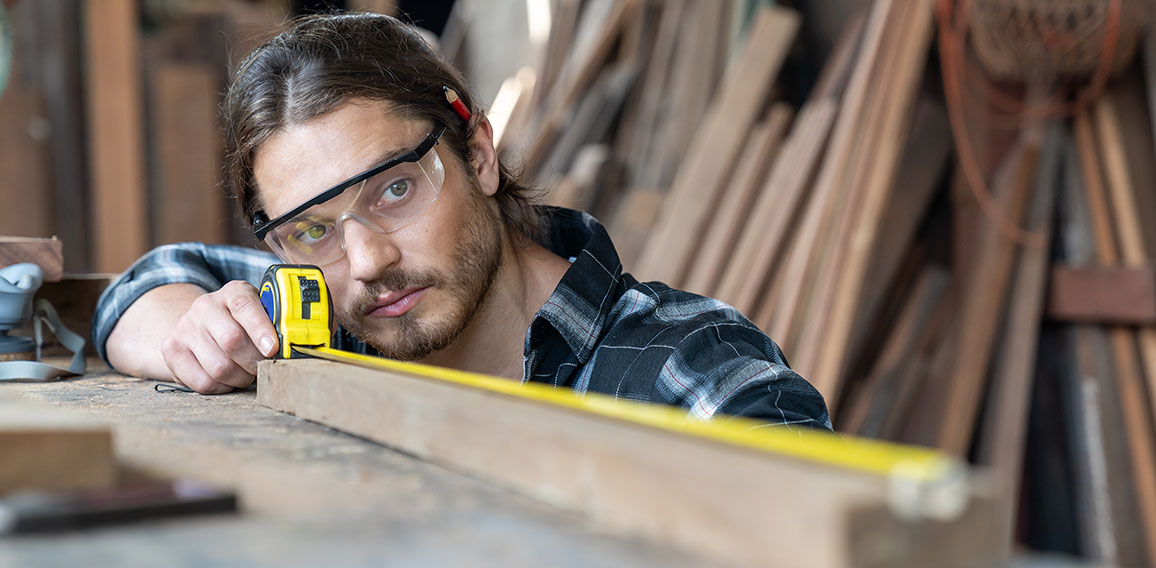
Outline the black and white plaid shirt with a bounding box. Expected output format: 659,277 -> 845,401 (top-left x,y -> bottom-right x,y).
94,207 -> 831,429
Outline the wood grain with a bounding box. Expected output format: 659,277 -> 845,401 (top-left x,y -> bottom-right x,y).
0,400 -> 115,494
634,6 -> 799,286
86,0 -> 148,272
0,237 -> 64,282
258,358 -> 1000,568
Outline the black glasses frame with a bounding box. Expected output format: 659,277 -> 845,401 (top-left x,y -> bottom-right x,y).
252,122 -> 448,241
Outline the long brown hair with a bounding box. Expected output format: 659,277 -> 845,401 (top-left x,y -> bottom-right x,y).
222,12 -> 543,240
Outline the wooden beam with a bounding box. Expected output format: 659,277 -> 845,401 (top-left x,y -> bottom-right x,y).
684,104 -> 793,297
974,123 -> 1059,554
936,135 -> 1042,455
0,399 -> 115,494
717,99 -> 838,316
151,62 -> 226,246
86,0 -> 147,272
1047,265 -> 1156,325
258,358 -> 1001,568
633,6 -> 799,286
0,237 -> 63,282
1088,96 -> 1156,566
803,0 -> 935,403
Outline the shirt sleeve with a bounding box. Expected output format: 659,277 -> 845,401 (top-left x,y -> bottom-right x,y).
658,320 -> 833,430
92,242 -> 279,365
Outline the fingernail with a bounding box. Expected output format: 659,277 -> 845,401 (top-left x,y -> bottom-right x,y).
261,337 -> 276,355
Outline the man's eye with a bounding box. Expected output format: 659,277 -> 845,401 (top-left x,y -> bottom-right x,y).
382,180 -> 410,202
294,224 -> 329,245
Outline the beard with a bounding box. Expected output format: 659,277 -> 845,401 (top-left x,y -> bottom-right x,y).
336,188 -> 504,360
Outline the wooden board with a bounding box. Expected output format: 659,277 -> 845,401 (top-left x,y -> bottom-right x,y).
935,135 -> 1042,455
1047,265 -> 1156,325
974,123 -> 1059,553
717,99 -> 838,316
0,399 -> 115,494
802,0 -> 935,403
633,6 -> 799,286
1088,97 -> 1156,565
151,62 -> 226,246
683,104 -> 793,297
258,358 -> 1001,568
85,0 -> 148,272
0,237 -> 64,282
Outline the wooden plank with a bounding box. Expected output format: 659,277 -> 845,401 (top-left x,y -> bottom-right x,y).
258,358 -> 1001,568
974,123 -> 1059,554
847,100 -> 950,360
1046,265 -> 1156,325
633,6 -> 799,286
802,0 -> 935,402
840,267 -> 951,435
0,27 -> 53,242
85,0 -> 147,272
151,62 -> 226,246
0,399 -> 115,494
1089,96 -> 1156,566
0,237 -> 63,282
936,135 -> 1041,455
684,104 -> 793,297
764,0 -> 895,358
37,0 -> 90,272
649,0 -> 728,191
717,99 -> 838,315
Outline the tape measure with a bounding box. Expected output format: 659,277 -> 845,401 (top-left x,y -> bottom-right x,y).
257,263 -> 963,486
259,264 -> 333,359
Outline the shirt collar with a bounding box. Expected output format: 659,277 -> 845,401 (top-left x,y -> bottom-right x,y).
529,207 -> 627,364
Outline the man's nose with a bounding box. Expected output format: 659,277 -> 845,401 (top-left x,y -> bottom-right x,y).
339,216 -> 399,282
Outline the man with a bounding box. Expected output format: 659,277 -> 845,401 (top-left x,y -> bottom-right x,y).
95,13 -> 831,429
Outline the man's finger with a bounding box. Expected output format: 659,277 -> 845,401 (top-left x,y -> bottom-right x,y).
206,318 -> 267,375
164,344 -> 233,395
223,283 -> 280,358
186,333 -> 256,390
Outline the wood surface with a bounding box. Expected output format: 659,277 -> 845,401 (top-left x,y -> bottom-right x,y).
974,124 -> 1059,553
0,237 -> 64,282
1060,133 -> 1148,566
684,104 -> 792,297
258,358 -> 1000,568
1086,98 -> 1156,565
840,267 -> 951,436
765,0 -> 894,358
0,399 -> 115,494
1047,265 -> 1156,325
4,373 -> 703,568
86,0 -> 148,273
152,62 -> 226,246
634,6 -> 799,286
37,0 -> 91,272
935,137 -> 1040,455
801,0 -> 935,404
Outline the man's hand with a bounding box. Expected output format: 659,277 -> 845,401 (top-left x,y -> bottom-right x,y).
161,281 -> 279,393
106,281 -> 280,394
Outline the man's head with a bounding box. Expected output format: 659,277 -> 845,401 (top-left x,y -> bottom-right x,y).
222,13 -> 540,359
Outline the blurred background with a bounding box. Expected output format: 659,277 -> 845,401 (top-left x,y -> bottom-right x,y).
3,0 -> 1156,563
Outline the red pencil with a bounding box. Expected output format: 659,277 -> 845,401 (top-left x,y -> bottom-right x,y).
443,86 -> 471,122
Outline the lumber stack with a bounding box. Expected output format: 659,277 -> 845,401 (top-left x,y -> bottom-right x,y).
471,0 -> 1156,561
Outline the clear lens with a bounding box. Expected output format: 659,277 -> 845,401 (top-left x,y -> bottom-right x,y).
265,146 -> 446,265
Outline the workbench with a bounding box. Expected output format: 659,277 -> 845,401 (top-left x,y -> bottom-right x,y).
0,362 -> 708,568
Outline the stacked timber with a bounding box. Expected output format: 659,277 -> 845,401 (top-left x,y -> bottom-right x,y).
470,0 -> 1156,562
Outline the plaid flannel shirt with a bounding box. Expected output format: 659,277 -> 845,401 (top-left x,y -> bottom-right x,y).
93,207 -> 831,429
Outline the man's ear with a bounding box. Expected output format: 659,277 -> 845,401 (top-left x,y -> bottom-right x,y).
468,115 -> 501,197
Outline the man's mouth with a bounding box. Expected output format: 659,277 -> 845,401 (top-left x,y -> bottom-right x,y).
362,287 -> 430,318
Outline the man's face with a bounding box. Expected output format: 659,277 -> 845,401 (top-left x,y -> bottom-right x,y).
253,99 -> 503,359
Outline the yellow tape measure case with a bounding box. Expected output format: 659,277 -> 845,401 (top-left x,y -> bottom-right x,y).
259,264 -> 333,359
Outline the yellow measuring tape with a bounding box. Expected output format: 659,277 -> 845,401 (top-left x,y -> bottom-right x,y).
261,265 -> 959,484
